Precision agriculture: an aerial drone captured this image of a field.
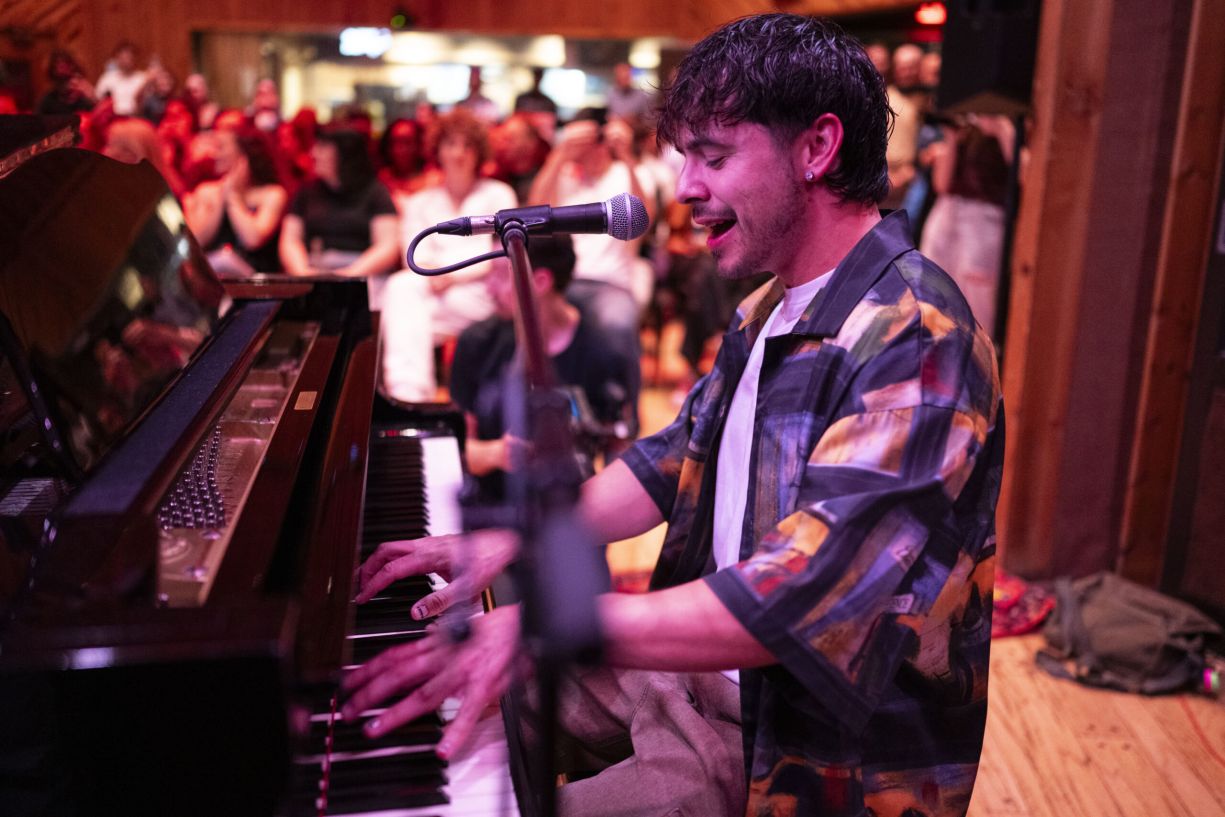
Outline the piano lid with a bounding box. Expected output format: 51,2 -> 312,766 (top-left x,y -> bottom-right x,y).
0,147 -> 225,475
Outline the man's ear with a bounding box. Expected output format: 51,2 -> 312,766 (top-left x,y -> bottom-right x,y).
532,267 -> 554,294
799,113 -> 844,183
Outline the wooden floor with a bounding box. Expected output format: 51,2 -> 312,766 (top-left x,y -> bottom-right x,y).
609,379 -> 1225,817
972,634 -> 1225,817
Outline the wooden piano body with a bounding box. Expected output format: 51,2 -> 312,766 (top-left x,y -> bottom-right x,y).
0,147 -> 527,816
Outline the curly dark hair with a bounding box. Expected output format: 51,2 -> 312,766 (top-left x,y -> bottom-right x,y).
425,108 -> 490,168
657,13 -> 893,204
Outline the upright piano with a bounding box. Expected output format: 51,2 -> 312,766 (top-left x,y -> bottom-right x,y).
0,146 -> 527,816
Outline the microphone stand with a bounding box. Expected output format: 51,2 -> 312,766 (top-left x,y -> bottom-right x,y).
498,222 -> 605,817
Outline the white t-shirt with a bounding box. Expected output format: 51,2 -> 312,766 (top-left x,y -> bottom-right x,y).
400,178 -> 518,334
712,269 -> 832,684
555,161 -> 655,286
95,69 -> 147,117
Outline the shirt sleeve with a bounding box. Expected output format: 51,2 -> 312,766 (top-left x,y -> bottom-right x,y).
367,182 -> 398,217
704,304 -> 1000,733
620,374 -> 712,520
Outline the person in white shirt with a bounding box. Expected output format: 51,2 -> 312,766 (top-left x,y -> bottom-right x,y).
382,109 -> 518,402
94,41 -> 147,117
528,108 -> 656,433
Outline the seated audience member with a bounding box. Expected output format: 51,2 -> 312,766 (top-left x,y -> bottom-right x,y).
381,109 -> 518,402
157,98 -> 196,170
248,78 -> 281,133
513,67 -> 559,143
277,108 -> 319,192
94,41 -> 146,117
180,129 -> 221,192
490,113 -> 550,204
138,63 -> 177,125
103,117 -> 186,199
451,236 -> 632,501
37,50 -> 96,115
278,129 -> 400,279
185,126 -> 288,275
182,73 -> 219,131
378,118 -> 429,203
529,108 -> 656,434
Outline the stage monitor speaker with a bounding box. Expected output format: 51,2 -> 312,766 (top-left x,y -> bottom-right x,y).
937,0 -> 1042,116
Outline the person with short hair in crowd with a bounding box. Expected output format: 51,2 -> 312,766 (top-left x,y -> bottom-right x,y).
605,61 -> 654,124
450,235 -> 633,502
347,14 -> 1003,817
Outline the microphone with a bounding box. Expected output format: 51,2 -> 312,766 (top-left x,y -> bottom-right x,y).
433,193 -> 649,241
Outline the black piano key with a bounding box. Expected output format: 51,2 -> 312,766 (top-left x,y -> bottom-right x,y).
348,630 -> 425,665
352,608 -> 430,637
306,708 -> 442,751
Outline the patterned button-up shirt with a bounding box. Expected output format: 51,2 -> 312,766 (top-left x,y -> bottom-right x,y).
622,212 -> 1004,817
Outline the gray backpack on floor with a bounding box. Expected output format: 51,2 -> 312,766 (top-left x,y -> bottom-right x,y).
1035,571 -> 1221,694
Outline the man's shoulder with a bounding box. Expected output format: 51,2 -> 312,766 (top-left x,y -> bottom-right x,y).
837,249 -> 999,414
457,315 -> 513,350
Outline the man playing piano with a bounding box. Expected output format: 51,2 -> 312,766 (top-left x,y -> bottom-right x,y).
344,14 -> 1004,817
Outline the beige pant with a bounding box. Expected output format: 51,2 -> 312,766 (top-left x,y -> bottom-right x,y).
521,667 -> 745,817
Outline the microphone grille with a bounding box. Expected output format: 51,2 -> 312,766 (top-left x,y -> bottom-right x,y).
606,193 -> 650,241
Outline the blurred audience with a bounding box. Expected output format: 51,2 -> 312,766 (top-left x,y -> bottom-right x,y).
606,62 -> 654,124
185,126 -> 288,275
382,109 -> 518,402
183,73 -> 219,131
529,108 -> 657,434
94,41 -> 147,117
457,66 -> 500,124
920,114 -> 1014,339
490,113 -> 550,204
248,78 -> 281,132
138,63 -> 177,125
452,236 -> 633,500
37,50 -> 96,115
883,43 -> 924,211
278,128 -> 399,278
102,117 -> 186,199
513,67 -> 559,143
378,118 -> 430,203
277,108 -> 319,192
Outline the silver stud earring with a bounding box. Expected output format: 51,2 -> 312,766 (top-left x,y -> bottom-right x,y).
805,170 -> 815,182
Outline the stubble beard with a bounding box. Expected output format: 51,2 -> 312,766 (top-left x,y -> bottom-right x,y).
712,176 -> 807,282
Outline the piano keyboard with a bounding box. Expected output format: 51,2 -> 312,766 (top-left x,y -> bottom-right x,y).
292,428 -> 521,817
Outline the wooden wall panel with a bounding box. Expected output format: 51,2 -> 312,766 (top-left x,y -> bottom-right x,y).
1118,0 -> 1225,586
52,0 -> 916,85
997,0 -> 1192,578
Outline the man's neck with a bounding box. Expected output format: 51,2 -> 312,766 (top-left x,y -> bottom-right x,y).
540,292 -> 580,356
776,197 -> 881,289
444,175 -> 477,205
